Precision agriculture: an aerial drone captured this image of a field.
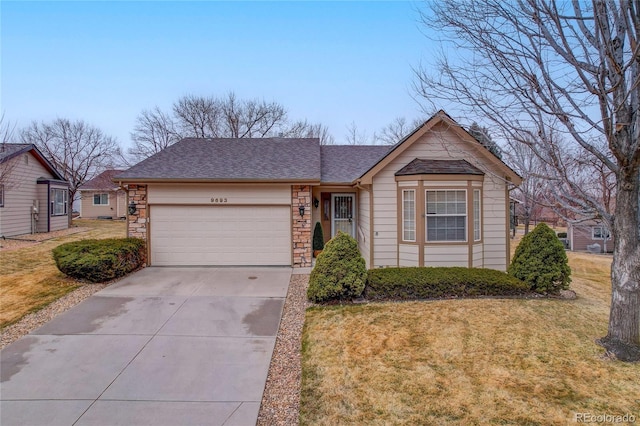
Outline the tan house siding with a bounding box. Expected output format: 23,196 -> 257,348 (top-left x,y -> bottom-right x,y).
569,224 -> 614,252
35,182 -> 48,233
472,243 -> 484,267
81,190 -> 126,219
370,124 -> 512,271
481,177 -> 509,270
147,183 -> 290,205
399,244 -> 419,266
358,188 -> 371,268
0,152 -> 68,237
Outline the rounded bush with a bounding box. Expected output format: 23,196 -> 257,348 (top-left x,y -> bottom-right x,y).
307,232 -> 366,303
508,223 -> 571,293
52,238 -> 146,283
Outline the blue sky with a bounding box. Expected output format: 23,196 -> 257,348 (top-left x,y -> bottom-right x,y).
2,1 -> 437,149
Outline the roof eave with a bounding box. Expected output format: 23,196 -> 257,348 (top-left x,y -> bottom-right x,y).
112,177 -> 322,185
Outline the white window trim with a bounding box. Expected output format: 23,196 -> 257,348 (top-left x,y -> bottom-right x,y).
402,189 -> 416,242
425,189 -> 468,242
473,189 -> 481,242
592,226 -> 610,240
51,188 -> 68,216
93,193 -> 110,206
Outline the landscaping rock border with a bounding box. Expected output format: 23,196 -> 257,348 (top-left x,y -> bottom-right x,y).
257,273 -> 310,426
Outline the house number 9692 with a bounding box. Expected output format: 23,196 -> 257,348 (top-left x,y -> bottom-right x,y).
210,197 -> 228,203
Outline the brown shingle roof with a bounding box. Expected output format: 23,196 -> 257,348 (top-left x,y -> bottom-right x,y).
395,159 -> 484,176
320,145 -> 392,184
80,169 -> 125,191
114,138 -> 321,182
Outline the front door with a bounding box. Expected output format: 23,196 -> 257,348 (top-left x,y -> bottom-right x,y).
332,194 -> 355,238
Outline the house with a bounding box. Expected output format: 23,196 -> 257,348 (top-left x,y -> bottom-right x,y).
78,169 -> 127,219
0,143 -> 70,237
114,111 -> 522,269
568,221 -> 614,253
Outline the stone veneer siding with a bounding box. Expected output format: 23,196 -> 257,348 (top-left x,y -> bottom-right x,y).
292,185 -> 312,267
127,184 -> 147,239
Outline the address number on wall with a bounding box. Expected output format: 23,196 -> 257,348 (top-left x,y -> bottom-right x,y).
210,197 -> 228,203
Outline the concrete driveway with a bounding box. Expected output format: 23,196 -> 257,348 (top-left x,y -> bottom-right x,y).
1,267 -> 291,426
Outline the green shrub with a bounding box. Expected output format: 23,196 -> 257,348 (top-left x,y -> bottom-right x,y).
307,232 -> 366,303
313,222 -> 325,251
365,267 -> 528,300
52,238 -> 146,283
557,232 -> 568,238
508,223 -> 571,293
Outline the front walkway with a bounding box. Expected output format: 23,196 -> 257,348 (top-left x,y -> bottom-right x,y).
1,267 -> 291,426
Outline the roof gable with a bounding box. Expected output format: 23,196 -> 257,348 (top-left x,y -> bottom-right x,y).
80,169 -> 125,191
358,111 -> 522,185
115,138 -> 321,182
0,143 -> 67,181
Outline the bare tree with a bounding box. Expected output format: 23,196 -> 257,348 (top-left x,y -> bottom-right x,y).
415,0 -> 640,360
0,113 -> 18,187
129,107 -> 181,163
283,119 -> 335,145
173,94 -> 222,138
344,121 -> 371,145
373,116 -> 428,145
21,118 -> 122,225
504,138 -> 547,234
130,92 -> 329,161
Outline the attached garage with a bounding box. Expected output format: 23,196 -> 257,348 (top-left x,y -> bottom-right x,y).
150,205 -> 291,266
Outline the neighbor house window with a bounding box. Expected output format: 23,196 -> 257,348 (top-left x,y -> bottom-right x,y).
426,190 -> 467,242
402,189 -> 416,242
473,189 -> 481,241
51,188 -> 68,216
592,226 -> 610,239
93,193 -> 109,205
0,184 -> 4,207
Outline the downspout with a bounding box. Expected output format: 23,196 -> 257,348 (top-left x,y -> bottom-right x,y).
355,179 -> 374,268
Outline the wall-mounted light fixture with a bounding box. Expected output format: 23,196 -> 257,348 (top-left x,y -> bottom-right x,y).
128,201 -> 137,215
313,197 -> 319,208
299,205 -> 305,217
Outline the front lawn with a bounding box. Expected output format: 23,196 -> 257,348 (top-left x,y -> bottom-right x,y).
0,219 -> 126,328
300,248 -> 640,425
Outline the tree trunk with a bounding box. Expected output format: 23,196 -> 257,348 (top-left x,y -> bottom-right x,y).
597,172 -> 640,361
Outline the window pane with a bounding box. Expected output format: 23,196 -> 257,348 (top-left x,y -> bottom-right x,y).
403,190 -> 415,241
425,190 -> 467,242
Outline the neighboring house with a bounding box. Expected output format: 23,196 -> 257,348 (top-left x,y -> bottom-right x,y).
114,111 -> 522,269
568,221 -> 614,253
78,169 -> 127,219
0,143 -> 70,237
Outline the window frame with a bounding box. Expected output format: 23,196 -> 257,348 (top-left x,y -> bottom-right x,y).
93,193 -> 110,206
402,189 -> 416,242
51,188 -> 68,217
425,189 -> 467,242
473,189 -> 481,241
0,184 -> 4,208
592,226 -> 610,240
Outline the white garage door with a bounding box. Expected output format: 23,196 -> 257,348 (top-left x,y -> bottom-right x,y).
150,205 -> 291,266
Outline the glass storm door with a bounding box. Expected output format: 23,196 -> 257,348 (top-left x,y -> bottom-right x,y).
332,194 -> 355,238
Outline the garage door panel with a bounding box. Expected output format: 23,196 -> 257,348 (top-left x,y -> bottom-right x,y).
150,206 -> 291,266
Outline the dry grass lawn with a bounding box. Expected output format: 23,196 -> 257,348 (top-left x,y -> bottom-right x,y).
301,234 -> 640,425
0,219 -> 126,328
